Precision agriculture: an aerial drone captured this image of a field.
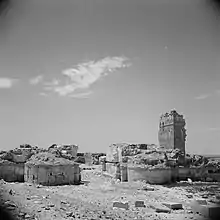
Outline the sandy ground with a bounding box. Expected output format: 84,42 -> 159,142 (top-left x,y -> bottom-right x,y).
0,165 -> 219,220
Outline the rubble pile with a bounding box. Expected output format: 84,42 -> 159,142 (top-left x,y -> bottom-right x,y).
0,144 -> 46,164
91,153 -> 106,165
109,143 -> 157,158
107,143 -> 220,172
48,144 -> 78,160
0,151 -> 13,161
26,152 -> 77,166
205,159 -> 220,172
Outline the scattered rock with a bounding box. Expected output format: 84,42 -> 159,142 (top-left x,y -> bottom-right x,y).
25,214 -> 31,219
66,211 -> 74,217
9,189 -> 15,195
149,203 -> 171,213
162,202 -> 183,210
134,201 -> 145,208
4,201 -> 17,207
60,207 -> 67,211
186,194 -> 193,198
142,185 -> 155,191
113,201 -> 129,210
18,213 -> 26,217
187,178 -> 193,184
61,200 -> 68,204
201,195 -> 208,199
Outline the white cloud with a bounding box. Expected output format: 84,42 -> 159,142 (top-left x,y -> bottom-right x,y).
194,94 -> 210,100
207,127 -> 220,132
39,92 -> 49,97
69,91 -> 93,99
29,75 -> 43,85
0,78 -> 18,89
44,56 -> 131,97
44,79 -> 59,86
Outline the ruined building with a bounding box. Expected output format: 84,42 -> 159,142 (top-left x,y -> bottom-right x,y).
158,110 -> 186,155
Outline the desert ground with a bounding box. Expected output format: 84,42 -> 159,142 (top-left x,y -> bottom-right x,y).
0,165 -> 219,220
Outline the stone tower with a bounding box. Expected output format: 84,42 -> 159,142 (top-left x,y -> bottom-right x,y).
158,110 -> 186,154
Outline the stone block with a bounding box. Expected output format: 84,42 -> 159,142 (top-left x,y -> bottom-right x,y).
193,199 -> 208,205
113,201 -> 129,210
149,203 -> 171,213
142,185 -> 155,191
190,199 -> 220,219
162,202 -> 183,210
135,201 -> 145,208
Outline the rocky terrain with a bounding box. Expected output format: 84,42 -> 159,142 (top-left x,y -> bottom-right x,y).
1,165 -> 220,220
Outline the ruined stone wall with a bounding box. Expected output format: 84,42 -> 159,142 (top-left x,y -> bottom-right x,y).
0,162 -> 24,182
158,125 -> 175,150
127,166 -> 172,184
24,163 -> 80,186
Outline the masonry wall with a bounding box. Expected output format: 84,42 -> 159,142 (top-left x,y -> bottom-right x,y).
0,163 -> 24,182
174,125 -> 186,155
127,166 -> 172,184
158,125 -> 175,150
24,163 -> 80,186
158,111 -> 186,154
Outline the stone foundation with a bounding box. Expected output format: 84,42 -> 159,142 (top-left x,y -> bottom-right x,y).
127,166 -> 172,184
24,163 -> 80,186
0,162 -> 24,182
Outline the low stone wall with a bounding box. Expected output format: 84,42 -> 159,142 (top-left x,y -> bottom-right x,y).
24,163 -> 80,186
127,166 -> 172,184
0,163 -> 24,182
208,173 -> 220,182
177,167 -> 209,181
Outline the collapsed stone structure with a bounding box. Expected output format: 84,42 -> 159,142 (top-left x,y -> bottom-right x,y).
25,152 -> 80,186
0,159 -> 24,182
0,144 -> 81,186
104,110 -> 220,184
48,144 -> 78,160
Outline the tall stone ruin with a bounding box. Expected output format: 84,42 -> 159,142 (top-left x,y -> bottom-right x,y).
158,110 -> 186,155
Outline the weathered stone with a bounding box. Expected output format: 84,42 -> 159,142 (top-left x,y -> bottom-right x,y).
4,201 -> 17,207
135,201 -> 145,208
162,202 -> 183,210
149,203 -> 171,213
113,201 -> 129,210
61,200 -> 68,204
66,211 -> 74,217
186,194 -> 193,198
191,199 -> 220,219
24,214 -> 31,219
142,185 -> 154,191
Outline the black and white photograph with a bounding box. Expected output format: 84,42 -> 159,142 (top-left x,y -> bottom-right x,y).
0,0 -> 220,219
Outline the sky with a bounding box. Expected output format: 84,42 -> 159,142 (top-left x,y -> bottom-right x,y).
0,0 -> 219,154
